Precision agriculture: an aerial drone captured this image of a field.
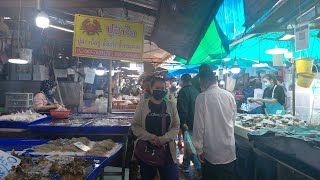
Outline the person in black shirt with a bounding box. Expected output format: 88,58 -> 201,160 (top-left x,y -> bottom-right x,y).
250,74 -> 286,115
177,74 -> 202,177
132,77 -> 180,180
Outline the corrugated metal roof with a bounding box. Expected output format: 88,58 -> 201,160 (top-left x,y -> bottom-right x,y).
123,0 -> 160,10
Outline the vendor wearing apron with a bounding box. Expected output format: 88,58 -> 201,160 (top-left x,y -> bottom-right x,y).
250,74 -> 286,115
33,80 -> 63,112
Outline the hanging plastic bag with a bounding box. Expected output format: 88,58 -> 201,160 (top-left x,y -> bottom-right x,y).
183,130 -> 197,157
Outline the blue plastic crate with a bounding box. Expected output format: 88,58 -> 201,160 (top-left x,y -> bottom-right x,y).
0,116 -> 52,129
0,138 -> 123,180
81,125 -> 130,135
29,118 -> 93,134
69,112 -> 109,119
0,138 -> 49,151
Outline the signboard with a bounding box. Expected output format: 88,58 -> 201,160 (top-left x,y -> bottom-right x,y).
0,150 -> 21,179
73,14 -> 144,61
295,24 -> 309,52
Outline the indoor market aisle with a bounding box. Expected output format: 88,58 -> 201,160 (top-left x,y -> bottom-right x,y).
103,167 -> 129,180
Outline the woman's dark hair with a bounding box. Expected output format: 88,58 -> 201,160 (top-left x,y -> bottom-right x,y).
151,77 -> 166,87
262,74 -> 278,84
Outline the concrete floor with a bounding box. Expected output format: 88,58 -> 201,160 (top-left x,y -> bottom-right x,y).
102,167 -> 129,180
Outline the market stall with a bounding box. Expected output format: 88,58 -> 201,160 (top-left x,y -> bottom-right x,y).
0,137 -> 123,180
249,126 -> 320,180
234,113 -> 320,180
0,111 -> 133,180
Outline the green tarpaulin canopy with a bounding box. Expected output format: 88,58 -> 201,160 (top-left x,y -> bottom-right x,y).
177,30 -> 320,68
175,19 -> 227,65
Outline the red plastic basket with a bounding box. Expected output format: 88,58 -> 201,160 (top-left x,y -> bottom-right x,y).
49,109 -> 71,119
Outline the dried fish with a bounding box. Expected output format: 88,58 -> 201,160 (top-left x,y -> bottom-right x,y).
0,110 -> 46,122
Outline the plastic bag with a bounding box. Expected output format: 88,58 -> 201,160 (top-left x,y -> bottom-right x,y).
183,130 -> 197,157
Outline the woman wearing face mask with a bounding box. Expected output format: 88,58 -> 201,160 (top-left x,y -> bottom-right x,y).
33,80 -> 63,112
250,74 -> 286,115
132,77 -> 180,180
168,77 -> 179,105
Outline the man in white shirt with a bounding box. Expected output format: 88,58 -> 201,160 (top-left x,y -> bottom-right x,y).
192,70 -> 237,180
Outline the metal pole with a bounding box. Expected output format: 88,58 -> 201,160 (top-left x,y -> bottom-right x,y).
108,60 -> 113,113
292,39 -> 296,116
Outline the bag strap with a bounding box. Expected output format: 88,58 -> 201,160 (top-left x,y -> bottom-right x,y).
161,102 -> 167,136
272,85 -> 277,98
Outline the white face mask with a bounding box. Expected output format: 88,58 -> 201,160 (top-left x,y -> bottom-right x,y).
171,82 -> 177,87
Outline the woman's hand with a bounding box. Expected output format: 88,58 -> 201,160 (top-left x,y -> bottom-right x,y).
256,98 -> 263,102
53,103 -> 61,109
252,98 -> 263,103
149,138 -> 161,147
183,124 -> 188,131
198,153 -> 205,163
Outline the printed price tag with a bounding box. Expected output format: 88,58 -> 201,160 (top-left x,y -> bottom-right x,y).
276,110 -> 282,115
241,103 -> 250,112
0,150 -> 21,179
74,142 -> 91,152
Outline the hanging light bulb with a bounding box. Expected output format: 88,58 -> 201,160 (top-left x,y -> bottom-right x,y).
230,58 -> 241,74
95,63 -> 105,76
265,46 -> 288,55
219,80 -> 225,85
8,58 -> 28,64
231,67 -> 241,74
36,11 -> 50,28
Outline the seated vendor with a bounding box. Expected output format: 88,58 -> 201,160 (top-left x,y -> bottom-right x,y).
249,74 -> 286,115
33,80 -> 62,112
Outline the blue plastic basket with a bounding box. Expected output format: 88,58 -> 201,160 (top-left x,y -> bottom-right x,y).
81,125 -> 130,135
69,112 -> 109,119
29,118 -> 93,134
0,138 -> 49,151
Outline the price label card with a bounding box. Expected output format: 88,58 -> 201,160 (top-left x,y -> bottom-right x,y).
74,142 -> 91,152
241,103 -> 250,112
295,24 -> 309,51
276,110 -> 282,115
0,150 -> 21,179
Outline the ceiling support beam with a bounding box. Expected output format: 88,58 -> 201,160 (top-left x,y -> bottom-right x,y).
0,0 -> 157,17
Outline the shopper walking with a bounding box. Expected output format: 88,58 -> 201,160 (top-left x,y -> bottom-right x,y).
168,76 -> 179,105
177,74 -> 201,179
192,70 -> 237,180
132,77 -> 180,180
191,64 -> 211,92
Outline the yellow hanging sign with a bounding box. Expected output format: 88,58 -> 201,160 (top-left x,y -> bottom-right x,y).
72,14 -> 144,60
